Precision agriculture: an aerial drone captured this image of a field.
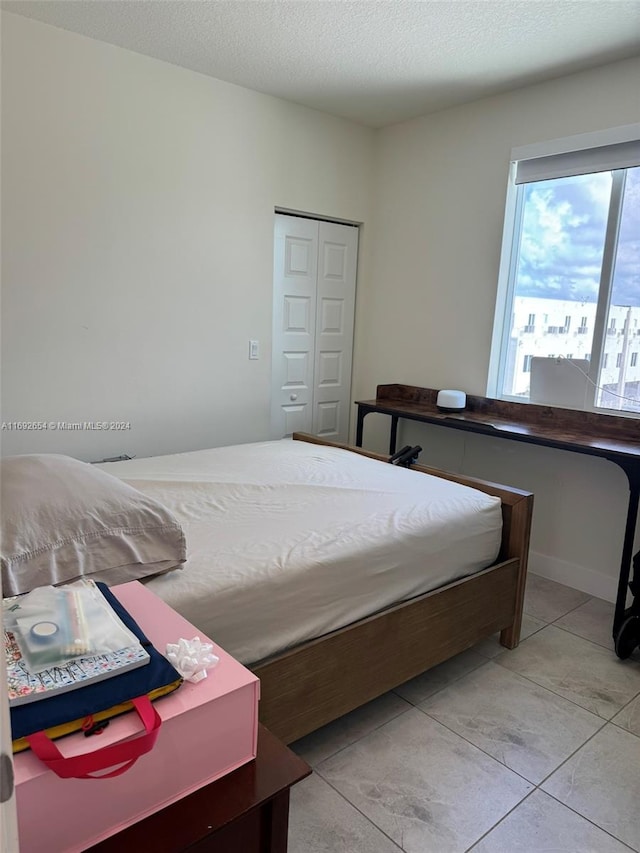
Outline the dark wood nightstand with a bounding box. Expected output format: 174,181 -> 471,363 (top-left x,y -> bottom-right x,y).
86,724 -> 311,852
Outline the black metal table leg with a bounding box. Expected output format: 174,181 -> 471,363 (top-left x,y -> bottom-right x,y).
613,462 -> 640,644
629,549 -> 640,602
355,405 -> 367,447
389,416 -> 399,455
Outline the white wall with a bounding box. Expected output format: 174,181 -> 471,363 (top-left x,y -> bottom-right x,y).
353,56 -> 640,601
2,13 -> 637,601
1,12 -> 374,460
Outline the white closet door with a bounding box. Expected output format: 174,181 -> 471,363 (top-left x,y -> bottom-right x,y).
1,575 -> 19,852
271,214 -> 358,442
312,221 -> 358,441
271,215 -> 318,438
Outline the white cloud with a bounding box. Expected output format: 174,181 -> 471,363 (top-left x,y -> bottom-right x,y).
519,187 -> 589,269
585,171 -> 613,210
515,170 -> 639,306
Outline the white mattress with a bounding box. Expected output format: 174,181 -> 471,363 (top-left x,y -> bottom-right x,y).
98,439 -> 502,664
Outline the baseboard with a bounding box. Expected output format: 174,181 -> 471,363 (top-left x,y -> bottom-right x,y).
528,551 -> 618,603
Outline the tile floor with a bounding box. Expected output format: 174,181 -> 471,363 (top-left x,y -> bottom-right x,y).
288,574 -> 640,853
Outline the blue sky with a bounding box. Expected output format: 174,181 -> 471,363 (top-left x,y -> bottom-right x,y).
515,167 -> 640,308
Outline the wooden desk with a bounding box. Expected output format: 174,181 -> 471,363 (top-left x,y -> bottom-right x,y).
355,384 -> 640,644
86,725 -> 311,853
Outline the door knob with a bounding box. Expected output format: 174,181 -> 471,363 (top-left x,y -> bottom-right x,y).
290,393 -> 298,401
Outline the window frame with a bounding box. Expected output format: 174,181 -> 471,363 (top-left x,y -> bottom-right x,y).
487,124 -> 640,418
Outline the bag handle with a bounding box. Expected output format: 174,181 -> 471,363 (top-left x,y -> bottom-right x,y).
26,697 -> 162,779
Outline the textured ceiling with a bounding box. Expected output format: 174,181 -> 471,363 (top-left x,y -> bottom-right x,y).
3,0 -> 640,127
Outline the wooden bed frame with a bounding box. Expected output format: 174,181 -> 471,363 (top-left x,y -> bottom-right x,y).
253,432 -> 533,744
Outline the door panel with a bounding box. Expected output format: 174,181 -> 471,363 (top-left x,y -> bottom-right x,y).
319,298 -> 345,334
285,235 -> 315,277
312,221 -> 358,441
316,401 -> 341,436
282,350 -> 311,387
283,295 -> 312,334
271,216 -> 318,437
316,350 -> 342,386
322,241 -> 348,279
282,404 -> 309,435
272,215 -> 358,442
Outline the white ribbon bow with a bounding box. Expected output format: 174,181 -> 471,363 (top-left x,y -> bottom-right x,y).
166,637 -> 220,683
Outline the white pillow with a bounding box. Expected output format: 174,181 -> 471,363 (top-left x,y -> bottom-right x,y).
1,454 -> 186,596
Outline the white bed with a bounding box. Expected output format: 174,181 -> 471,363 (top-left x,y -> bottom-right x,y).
98,438 -> 502,665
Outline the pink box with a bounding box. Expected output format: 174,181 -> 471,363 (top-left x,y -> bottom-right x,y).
14,581 -> 259,853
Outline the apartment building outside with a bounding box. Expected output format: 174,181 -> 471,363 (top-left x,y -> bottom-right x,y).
505,296 -> 640,412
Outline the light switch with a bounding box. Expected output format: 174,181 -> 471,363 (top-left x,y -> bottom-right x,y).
249,340 -> 259,360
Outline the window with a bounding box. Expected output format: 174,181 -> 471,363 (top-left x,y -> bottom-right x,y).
490,128 -> 640,415
631,352 -> 638,367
